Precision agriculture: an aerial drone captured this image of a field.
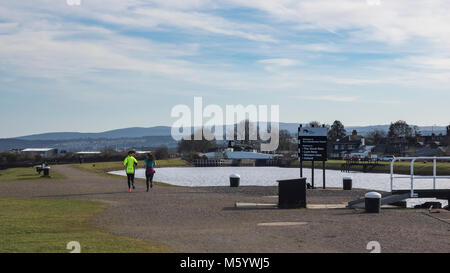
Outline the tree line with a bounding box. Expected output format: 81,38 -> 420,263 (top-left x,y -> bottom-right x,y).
178,119 -> 450,155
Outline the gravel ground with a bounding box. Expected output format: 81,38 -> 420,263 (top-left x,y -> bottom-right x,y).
0,165 -> 449,253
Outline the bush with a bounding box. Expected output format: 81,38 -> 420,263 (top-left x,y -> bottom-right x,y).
154,146 -> 169,160
5,153 -> 17,163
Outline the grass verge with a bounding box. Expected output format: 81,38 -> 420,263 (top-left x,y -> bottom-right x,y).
0,167 -> 64,182
71,158 -> 190,187
0,198 -> 172,253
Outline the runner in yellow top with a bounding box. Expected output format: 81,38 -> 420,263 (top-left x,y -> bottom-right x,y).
123,150 -> 138,192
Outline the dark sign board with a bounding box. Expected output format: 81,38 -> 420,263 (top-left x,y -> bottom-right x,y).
298,127 -> 328,161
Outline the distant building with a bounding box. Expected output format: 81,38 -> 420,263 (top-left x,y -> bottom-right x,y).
329,130 -> 365,159
200,150 -> 275,160
348,145 -> 376,159
22,148 -> 58,158
136,151 -> 152,155
415,147 -> 446,156
383,137 -> 409,156
75,151 -> 102,155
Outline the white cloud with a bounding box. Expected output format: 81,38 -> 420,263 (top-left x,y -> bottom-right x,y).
229,0 -> 450,48
291,43 -> 341,53
396,56 -> 450,70
1,0 -> 450,93
132,8 -> 276,42
0,28 -> 200,79
258,58 -> 299,66
297,95 -> 359,102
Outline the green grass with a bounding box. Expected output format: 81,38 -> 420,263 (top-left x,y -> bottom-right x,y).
0,167 -> 64,182
0,198 -> 172,253
289,159 -> 450,175
71,158 -> 190,187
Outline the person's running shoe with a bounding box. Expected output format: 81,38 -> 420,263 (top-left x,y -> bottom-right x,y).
150,182 -> 153,188
128,188 -> 132,192
132,185 -> 136,190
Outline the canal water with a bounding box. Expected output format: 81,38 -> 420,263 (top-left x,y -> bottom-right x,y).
109,166 -> 450,191
109,167 -> 450,207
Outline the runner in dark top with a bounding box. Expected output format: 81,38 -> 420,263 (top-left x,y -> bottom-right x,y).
144,153 -> 156,192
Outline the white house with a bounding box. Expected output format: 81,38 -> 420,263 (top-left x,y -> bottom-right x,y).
22,148 -> 58,158
348,145 -> 376,159
200,150 -> 276,160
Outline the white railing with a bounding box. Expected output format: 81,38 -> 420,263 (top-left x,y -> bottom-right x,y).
390,156 -> 450,198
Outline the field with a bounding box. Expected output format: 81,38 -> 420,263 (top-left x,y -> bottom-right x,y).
0,167 -> 64,182
72,158 -> 190,187
290,159 -> 450,176
0,198 -> 171,253
74,158 -> 189,172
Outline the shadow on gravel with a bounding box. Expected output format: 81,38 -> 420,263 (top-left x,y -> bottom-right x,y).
332,210 -> 364,216
222,207 -> 280,211
34,191 -> 130,198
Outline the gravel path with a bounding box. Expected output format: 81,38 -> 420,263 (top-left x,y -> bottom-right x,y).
0,165 -> 449,253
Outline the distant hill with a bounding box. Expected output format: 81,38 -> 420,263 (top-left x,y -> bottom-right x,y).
16,126 -> 172,141
0,136 -> 178,152
5,123 -> 447,144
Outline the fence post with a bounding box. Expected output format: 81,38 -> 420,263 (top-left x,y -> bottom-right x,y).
433,157 -> 437,190
410,159 -> 416,197
390,158 -> 396,192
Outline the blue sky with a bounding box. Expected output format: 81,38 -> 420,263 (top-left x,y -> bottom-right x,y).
1,0 -> 450,138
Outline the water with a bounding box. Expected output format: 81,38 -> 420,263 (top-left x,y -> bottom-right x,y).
109,166 -> 450,192
110,167 -> 450,207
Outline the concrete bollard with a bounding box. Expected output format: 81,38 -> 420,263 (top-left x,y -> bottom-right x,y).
365,192 -> 382,213
343,177 -> 352,190
230,174 -> 240,187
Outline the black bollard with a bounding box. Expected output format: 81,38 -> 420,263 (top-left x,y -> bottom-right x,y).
343,177 -> 352,190
230,174 -> 240,187
365,192 -> 381,213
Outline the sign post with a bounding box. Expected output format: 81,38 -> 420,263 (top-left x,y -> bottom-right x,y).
323,160 -> 326,189
298,126 -> 303,178
298,125 -> 328,189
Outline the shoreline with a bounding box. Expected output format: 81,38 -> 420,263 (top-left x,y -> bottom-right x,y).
285,160 -> 450,176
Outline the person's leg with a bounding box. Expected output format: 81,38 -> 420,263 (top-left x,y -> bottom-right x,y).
127,174 -> 131,190
131,173 -> 135,189
149,173 -> 154,188
145,174 -> 150,192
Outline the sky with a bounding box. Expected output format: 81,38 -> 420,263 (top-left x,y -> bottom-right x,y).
0,0 -> 450,138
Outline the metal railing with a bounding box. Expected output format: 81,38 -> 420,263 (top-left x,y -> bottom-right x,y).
390,156 -> 450,197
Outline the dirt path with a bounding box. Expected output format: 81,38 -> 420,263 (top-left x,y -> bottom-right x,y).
0,165 -> 449,253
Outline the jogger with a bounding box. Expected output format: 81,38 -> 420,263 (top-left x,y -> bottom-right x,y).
144,153 -> 156,192
127,173 -> 135,190
123,150 -> 138,192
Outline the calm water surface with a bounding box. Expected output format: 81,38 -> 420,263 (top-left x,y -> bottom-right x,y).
109,167 -> 450,206
109,166 -> 450,191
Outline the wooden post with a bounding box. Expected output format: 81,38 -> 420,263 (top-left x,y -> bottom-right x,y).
323,160 -> 326,189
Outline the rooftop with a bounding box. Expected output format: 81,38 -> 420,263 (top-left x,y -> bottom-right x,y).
22,148 -> 56,152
